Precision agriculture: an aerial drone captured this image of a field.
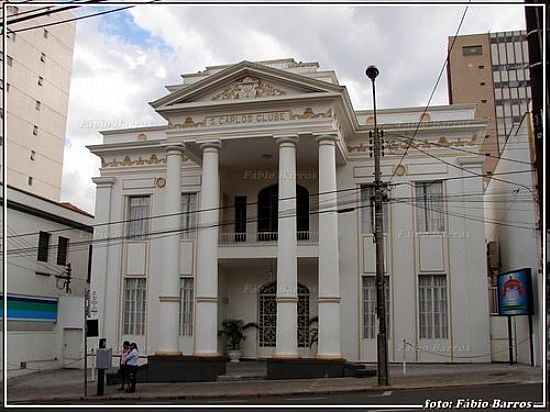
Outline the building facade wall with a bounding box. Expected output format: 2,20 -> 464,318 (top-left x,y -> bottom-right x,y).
1,187 -> 93,376
88,59 -> 496,363
447,31 -> 532,179
0,5 -> 76,200
484,118 -> 542,366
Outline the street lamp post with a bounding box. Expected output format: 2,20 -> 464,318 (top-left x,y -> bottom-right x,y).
365,65 -> 389,386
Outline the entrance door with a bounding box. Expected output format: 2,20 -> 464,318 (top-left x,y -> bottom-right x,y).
63,328 -> 83,368
257,282 -> 311,357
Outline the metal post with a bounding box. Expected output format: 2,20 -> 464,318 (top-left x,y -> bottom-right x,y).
507,315 -> 514,365
366,65 -> 389,386
402,339 -> 407,375
84,289 -> 88,397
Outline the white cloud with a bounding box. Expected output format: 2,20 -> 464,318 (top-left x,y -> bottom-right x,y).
61,3 -> 527,213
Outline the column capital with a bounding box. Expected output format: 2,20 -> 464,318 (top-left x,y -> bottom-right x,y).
92,176 -> 116,188
315,133 -> 339,145
274,134 -> 299,146
200,139 -> 222,152
165,143 -> 185,156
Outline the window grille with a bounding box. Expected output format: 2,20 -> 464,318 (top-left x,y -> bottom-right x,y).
123,278 -> 146,335
258,282 -> 310,347
181,193 -> 197,238
126,196 -> 150,239
415,181 -> 444,232
362,276 -> 390,339
419,275 -> 448,339
179,278 -> 194,336
360,185 -> 388,234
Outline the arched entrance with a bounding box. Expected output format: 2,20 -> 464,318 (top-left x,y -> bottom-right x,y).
258,281 -> 310,349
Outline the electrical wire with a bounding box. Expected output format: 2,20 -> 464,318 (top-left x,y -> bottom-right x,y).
387,1 -> 470,185
5,186 -> 537,258
5,189 -> 538,259
8,1 -> 161,34
390,133 -> 538,199
384,131 -> 533,167
5,177 -> 535,241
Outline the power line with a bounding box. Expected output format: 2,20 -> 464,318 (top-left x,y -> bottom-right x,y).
387,1 -> 470,185
5,179 -> 535,241
9,4 -> 133,34
390,134 -> 538,199
5,191 -> 538,259
384,131 -> 533,167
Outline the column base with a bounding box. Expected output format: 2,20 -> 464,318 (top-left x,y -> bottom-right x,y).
146,355 -> 226,382
316,354 -> 345,360
154,351 -> 182,356
267,357 -> 346,380
272,354 -> 301,360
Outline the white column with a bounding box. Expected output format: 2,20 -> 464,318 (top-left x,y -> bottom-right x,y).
274,134 -> 299,358
156,145 -> 184,355
316,134 -> 342,359
194,140 -> 221,357
90,177 -> 116,342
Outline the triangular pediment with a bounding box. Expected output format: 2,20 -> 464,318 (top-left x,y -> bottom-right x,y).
150,61 -> 344,110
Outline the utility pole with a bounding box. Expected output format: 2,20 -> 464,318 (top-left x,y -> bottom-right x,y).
366,65 -> 389,386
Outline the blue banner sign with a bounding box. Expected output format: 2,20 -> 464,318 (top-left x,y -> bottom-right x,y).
497,268 -> 532,316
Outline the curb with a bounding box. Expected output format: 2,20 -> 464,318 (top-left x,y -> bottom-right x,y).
8,378 -> 543,404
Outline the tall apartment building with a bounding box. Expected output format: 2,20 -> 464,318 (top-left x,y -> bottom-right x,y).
1,4 -> 76,200
447,30 -> 532,175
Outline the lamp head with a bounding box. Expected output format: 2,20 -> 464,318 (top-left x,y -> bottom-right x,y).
365,65 -> 379,81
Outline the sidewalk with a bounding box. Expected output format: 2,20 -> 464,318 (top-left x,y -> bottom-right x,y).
6,363 -> 543,404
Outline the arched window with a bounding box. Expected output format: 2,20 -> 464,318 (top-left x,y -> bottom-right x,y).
258,281 -> 310,347
257,184 -> 309,241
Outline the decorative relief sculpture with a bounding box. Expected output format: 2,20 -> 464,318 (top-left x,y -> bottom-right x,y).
290,107 -> 333,120
211,76 -> 286,100
168,117 -> 204,129
346,133 -> 479,154
101,153 -> 171,168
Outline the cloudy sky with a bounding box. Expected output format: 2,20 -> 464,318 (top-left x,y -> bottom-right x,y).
59,1 -> 527,213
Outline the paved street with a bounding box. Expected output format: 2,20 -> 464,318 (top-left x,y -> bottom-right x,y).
11,383 -> 543,410
4,362 -> 544,409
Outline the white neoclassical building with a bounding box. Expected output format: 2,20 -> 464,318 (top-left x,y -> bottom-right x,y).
89,58 -> 500,380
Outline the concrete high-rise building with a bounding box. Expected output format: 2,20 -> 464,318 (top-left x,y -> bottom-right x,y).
447,30 -> 532,176
1,3 -> 76,200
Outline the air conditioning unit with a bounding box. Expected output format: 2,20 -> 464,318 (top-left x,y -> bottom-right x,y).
487,241 -> 500,270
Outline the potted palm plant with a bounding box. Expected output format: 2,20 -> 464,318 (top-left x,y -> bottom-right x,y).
218,319 -> 258,363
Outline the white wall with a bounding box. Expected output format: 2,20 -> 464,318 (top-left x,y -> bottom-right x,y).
485,119 -> 542,365
2,187 -> 93,375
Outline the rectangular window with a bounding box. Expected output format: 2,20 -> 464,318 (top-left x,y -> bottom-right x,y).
126,196 -> 150,239
30,150 -> 36,161
33,125 -> 39,136
87,245 -> 93,283
28,176 -> 33,186
234,196 -> 247,241
43,29 -> 49,39
37,231 -> 50,262
415,181 -> 444,232
179,278 -> 194,336
35,101 -> 41,111
122,278 -> 146,335
40,53 -> 46,63
7,56 -> 13,67
360,185 -> 388,234
56,237 -> 69,265
462,45 -> 483,56
181,193 -> 197,238
362,276 -> 390,339
38,76 -> 44,86
419,275 -> 448,339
